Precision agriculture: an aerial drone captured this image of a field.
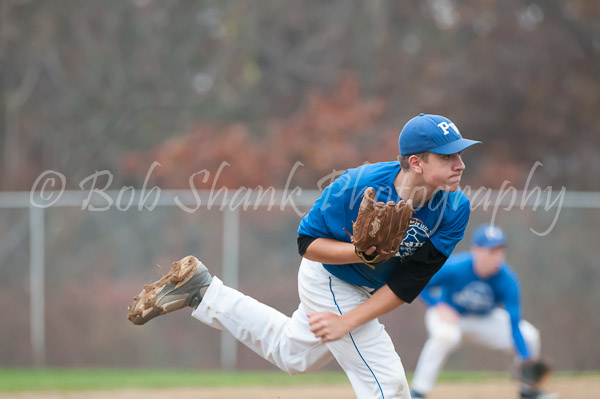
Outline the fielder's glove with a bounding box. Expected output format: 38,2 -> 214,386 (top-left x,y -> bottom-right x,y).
345,187 -> 414,268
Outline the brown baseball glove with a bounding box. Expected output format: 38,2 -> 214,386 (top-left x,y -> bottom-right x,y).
346,187 -> 414,268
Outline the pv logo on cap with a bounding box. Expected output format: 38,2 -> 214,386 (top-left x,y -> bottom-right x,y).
437,121 -> 461,137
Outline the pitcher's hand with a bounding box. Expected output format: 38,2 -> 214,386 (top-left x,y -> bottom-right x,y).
308,312 -> 353,343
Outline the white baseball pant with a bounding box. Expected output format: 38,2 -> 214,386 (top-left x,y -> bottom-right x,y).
411,306 -> 541,395
191,258 -> 411,399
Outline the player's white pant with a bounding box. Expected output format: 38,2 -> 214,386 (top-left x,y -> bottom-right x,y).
191,258 -> 410,399
411,307 -> 541,395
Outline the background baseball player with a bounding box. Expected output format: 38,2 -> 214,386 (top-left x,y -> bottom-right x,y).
128,113 -> 480,399
410,223 -> 557,399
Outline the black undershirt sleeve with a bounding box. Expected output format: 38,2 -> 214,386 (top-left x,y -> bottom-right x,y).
386,240 -> 448,304
297,234 -> 318,256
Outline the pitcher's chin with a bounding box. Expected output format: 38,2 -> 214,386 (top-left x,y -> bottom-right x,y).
441,182 -> 461,192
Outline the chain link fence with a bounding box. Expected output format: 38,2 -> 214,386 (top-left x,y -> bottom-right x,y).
0,190 -> 599,372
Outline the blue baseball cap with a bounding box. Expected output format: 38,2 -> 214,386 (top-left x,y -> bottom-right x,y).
398,113 -> 481,155
472,224 -> 507,248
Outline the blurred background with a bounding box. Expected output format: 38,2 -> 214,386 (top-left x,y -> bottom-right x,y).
1,0 -> 599,374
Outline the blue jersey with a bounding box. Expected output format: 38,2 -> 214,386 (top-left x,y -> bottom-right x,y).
419,251 -> 530,359
298,161 -> 470,290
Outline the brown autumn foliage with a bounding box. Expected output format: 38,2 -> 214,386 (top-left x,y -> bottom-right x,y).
2,1 -> 599,191
122,76 -> 394,189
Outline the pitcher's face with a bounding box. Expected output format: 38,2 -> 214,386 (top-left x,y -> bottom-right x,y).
420,152 -> 466,192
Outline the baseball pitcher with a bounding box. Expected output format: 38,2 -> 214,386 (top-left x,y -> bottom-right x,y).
128,114 -> 480,399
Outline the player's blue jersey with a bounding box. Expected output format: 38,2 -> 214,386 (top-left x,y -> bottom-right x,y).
419,251 -> 530,359
297,161 -> 471,290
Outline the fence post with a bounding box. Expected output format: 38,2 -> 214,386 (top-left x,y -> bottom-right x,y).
29,205 -> 46,367
221,207 -> 240,369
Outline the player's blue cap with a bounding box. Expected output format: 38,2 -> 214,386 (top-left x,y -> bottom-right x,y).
472,224 -> 507,248
398,113 -> 481,156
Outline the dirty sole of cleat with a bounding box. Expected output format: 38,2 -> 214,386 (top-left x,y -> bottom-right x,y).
127,255 -> 202,325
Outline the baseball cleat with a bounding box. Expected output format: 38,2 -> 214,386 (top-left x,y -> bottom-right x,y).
127,255 -> 212,325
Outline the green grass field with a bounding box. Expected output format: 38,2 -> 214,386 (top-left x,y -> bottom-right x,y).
0,369 -> 349,392
1,369 -> 597,393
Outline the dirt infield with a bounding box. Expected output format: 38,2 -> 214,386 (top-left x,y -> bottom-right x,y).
2,376 -> 598,399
